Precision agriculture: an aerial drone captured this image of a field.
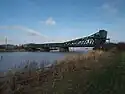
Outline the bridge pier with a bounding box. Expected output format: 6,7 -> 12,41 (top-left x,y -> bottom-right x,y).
42,47 -> 50,52
93,45 -> 103,50
59,47 -> 69,52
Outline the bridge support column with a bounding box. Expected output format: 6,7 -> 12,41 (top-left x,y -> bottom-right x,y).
59,47 -> 69,52
42,47 -> 50,52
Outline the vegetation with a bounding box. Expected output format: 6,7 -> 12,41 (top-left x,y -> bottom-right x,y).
0,43 -> 125,94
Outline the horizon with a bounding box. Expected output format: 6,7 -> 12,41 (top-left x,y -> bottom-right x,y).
0,0 -> 125,44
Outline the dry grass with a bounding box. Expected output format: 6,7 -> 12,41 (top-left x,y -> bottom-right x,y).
0,49 -> 121,94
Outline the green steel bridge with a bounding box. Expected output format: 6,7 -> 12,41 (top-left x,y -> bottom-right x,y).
24,30 -> 110,52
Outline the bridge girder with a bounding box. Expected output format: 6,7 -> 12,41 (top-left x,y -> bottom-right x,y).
25,30 -> 109,49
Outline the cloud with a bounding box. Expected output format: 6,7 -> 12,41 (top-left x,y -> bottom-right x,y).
40,17 -> 56,25
101,3 -> 118,14
0,25 -> 65,44
0,25 -> 48,38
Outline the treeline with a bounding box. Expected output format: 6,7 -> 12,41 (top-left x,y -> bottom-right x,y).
97,42 -> 125,51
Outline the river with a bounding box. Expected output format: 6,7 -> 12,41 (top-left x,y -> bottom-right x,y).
0,50 -> 89,72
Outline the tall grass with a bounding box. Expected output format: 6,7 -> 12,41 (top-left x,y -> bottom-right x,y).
0,46 -> 124,94
0,50 -> 107,93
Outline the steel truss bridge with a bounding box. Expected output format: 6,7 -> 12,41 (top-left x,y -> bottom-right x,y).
24,30 -> 109,52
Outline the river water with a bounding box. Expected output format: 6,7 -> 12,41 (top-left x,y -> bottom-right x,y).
0,50 -> 89,72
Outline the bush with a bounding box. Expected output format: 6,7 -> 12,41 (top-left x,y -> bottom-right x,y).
100,43 -> 117,51
117,42 -> 125,51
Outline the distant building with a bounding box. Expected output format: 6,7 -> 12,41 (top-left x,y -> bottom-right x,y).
0,44 -> 16,49
0,45 -> 5,49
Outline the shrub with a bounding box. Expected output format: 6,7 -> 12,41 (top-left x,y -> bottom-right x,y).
117,42 -> 125,51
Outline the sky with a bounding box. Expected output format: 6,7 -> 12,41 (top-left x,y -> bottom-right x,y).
0,0 -> 125,44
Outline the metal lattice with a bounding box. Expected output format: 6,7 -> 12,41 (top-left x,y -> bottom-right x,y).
25,30 -> 108,48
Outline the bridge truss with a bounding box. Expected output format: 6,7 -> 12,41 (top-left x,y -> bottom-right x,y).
24,30 -> 109,51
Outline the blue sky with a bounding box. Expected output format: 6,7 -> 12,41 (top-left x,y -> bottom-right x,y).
0,0 -> 125,44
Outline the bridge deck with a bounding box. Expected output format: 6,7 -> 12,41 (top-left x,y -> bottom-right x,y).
24,30 -> 109,48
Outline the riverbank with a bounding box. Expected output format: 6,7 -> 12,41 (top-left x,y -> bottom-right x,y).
0,49 -> 26,52
0,48 -> 125,94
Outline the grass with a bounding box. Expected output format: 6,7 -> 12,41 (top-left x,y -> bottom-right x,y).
44,50 -> 117,94
86,52 -> 125,94
1,49 -> 125,94
42,50 -> 125,94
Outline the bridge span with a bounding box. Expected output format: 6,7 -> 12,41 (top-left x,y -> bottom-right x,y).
24,30 -> 110,52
